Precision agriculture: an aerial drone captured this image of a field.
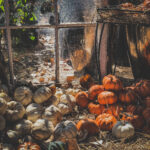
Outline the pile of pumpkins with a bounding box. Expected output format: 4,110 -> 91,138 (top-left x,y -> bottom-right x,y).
76,74 -> 150,139
0,84 -> 81,150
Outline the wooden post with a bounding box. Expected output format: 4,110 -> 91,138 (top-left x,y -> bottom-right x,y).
4,0 -> 14,87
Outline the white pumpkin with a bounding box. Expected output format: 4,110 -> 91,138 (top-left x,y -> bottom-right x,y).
33,86 -> 52,104
0,98 -> 7,115
42,105 -> 62,127
5,101 -> 25,121
57,103 -> 70,115
0,92 -> 11,102
14,119 -> 32,135
26,103 -> 43,123
31,119 -> 54,141
112,121 -> 135,139
14,86 -> 32,106
0,115 -> 6,131
59,94 -> 76,108
65,88 -> 81,97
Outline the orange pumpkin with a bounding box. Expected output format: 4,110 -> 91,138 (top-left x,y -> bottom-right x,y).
119,88 -> 138,104
96,113 -> 117,131
88,103 -> 105,115
143,108 -> 150,125
121,113 -> 145,129
17,142 -> 41,150
80,74 -> 94,89
103,104 -> 124,118
88,85 -> 104,101
126,104 -> 144,115
102,74 -> 123,91
145,97 -> 150,108
98,91 -> 117,105
75,91 -> 89,108
76,118 -> 99,135
135,80 -> 150,98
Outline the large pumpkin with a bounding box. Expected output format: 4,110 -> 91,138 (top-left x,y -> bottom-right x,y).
33,86 -> 52,104
98,91 -> 117,105
42,105 -> 62,127
14,86 -> 32,106
17,142 -> 41,150
88,85 -> 104,101
75,91 -> 89,108
112,121 -> 135,139
48,141 -> 67,150
88,103 -> 105,115
135,80 -> 150,97
0,97 -> 7,115
119,88 -> 138,104
76,118 -> 99,136
0,115 -> 6,131
26,103 -> 43,123
96,113 -> 117,131
102,74 -> 123,91
5,101 -> 25,121
31,119 -> 54,141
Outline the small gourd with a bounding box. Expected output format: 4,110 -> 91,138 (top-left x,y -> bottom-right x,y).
14,86 -> 32,106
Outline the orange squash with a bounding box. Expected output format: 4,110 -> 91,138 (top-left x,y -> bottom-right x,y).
88,103 -> 105,115
75,91 -> 89,108
88,85 -> 104,101
98,91 -> 117,105
96,113 -> 117,131
102,74 -> 123,91
76,119 -> 99,136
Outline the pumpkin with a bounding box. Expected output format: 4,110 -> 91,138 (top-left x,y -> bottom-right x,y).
121,113 -> 145,129
57,103 -> 70,115
14,86 -> 32,106
6,130 -> 19,143
48,141 -> 67,150
54,120 -> 79,150
112,121 -> 135,139
0,97 -> 7,115
88,85 -> 104,101
66,88 -> 81,97
102,74 -> 123,91
88,103 -> 105,115
50,96 -> 60,106
0,115 -> 6,131
119,88 -> 138,104
42,105 -> 62,127
17,142 -> 41,150
76,119 -> 99,136
14,119 -> 32,135
59,94 -> 76,108
142,108 -> 150,125
0,92 -> 11,102
5,101 -> 25,121
26,103 -> 43,123
33,86 -> 52,104
75,91 -> 89,108
135,80 -> 150,97
98,91 -> 117,105
103,104 -> 124,118
79,74 -> 94,89
31,119 -> 54,141
0,143 -> 15,150
126,104 -> 144,115
96,113 -> 117,131
145,96 -> 150,108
